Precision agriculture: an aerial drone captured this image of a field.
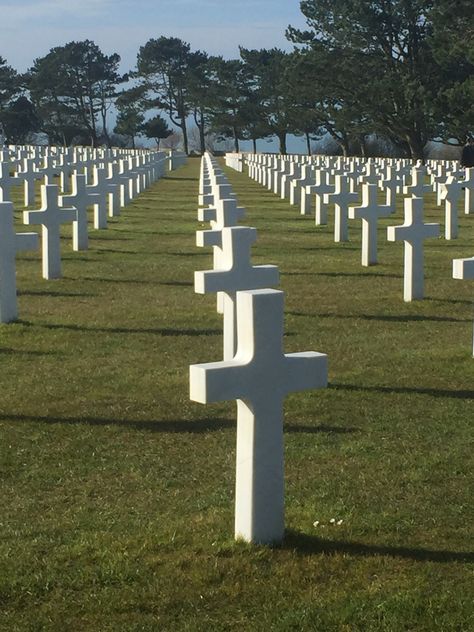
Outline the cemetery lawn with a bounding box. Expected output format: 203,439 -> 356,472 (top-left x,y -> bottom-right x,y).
1,157 -> 473,632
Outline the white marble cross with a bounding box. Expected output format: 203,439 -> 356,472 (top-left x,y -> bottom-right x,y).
349,183 -> 392,265
387,196 -> 439,301
60,174 -> 90,251
326,174 -> 359,242
463,168 -> 474,215
190,288 -> 328,544
310,169 -> 335,226
380,166 -> 403,212
403,166 -> 432,198
0,201 -> 38,322
106,163 -> 122,217
17,159 -> 42,207
453,256 -> 474,356
24,184 -> 77,279
87,167 -> 109,229
440,175 -> 464,239
0,162 -> 14,202
198,197 -> 245,230
196,226 -> 279,359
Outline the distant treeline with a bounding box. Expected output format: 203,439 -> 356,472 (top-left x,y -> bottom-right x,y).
0,0 -> 472,159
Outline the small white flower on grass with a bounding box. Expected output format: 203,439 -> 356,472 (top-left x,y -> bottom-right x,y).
313,520 -> 320,527
337,519 -> 343,526
329,518 -> 336,524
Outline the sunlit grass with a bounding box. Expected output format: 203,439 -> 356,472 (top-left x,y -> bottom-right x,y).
0,157 -> 473,631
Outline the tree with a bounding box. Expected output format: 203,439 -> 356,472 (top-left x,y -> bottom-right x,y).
186,52 -> 216,154
288,1 -> 445,159
28,40 -> 124,146
284,51 -> 326,155
114,85 -> 147,148
0,57 -> 43,145
136,37 -> 207,155
141,115 -> 172,148
205,58 -> 249,153
0,57 -> 20,111
1,96 -> 40,144
161,130 -> 182,150
240,48 -> 299,155
429,0 -> 474,143
114,109 -> 144,148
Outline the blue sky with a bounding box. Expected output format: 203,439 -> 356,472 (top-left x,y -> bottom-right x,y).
0,0 -> 308,72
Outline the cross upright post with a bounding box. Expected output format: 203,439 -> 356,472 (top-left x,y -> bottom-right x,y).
453,256 -> 474,356
440,175 -> 464,239
0,201 -> 38,322
326,174 -> 359,241
463,168 -> 474,215
387,196 -> 439,301
60,173 -> 91,251
0,162 -> 14,202
195,225 -> 279,359
24,184 -> 77,279
190,289 -> 328,544
349,183 -> 392,265
88,167 -> 109,229
198,196 -> 246,316
312,169 -> 335,226
403,166 -> 432,198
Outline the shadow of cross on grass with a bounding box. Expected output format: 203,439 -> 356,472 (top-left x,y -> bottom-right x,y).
330,382 -> 474,400
283,531 -> 474,564
0,413 -> 359,435
17,320 -> 221,337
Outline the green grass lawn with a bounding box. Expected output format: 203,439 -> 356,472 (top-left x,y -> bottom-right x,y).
1,157 -> 473,631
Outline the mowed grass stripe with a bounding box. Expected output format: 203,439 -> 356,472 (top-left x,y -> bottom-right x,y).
0,157 -> 473,631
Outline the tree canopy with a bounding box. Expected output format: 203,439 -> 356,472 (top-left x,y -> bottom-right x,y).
1,2 -> 471,157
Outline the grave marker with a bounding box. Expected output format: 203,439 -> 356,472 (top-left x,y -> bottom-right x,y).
349,183 -> 392,266
24,184 -> 77,279
0,201 -> 38,322
387,196 -> 439,301
190,289 -> 328,544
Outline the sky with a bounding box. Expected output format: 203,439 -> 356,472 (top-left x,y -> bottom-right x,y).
0,0 -> 308,73
0,0 -> 310,152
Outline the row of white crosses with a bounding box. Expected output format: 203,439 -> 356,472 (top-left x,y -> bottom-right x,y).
0,145 -> 181,323
230,152 -> 474,355
190,152 -> 328,544
0,146 -> 174,208
245,153 -> 473,240
239,154 -> 474,300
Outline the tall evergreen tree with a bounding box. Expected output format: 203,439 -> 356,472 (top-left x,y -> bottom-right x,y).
136,37 -> 207,155
28,40 -> 124,146
289,0 -> 444,159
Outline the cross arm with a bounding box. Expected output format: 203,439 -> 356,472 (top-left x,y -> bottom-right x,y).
190,360 -> 250,403
15,232 -> 39,253
453,257 -> 474,280
283,352 -> 328,394
194,264 -> 279,295
198,207 -> 215,222
196,229 -> 222,248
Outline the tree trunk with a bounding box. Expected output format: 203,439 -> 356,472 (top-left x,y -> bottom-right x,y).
339,139 -> 349,157
101,106 -> 111,148
278,132 -> 287,155
252,138 -> 257,153
179,115 -> 189,155
305,131 -> 311,156
199,121 -> 206,155
406,132 -> 425,162
233,128 -> 239,153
